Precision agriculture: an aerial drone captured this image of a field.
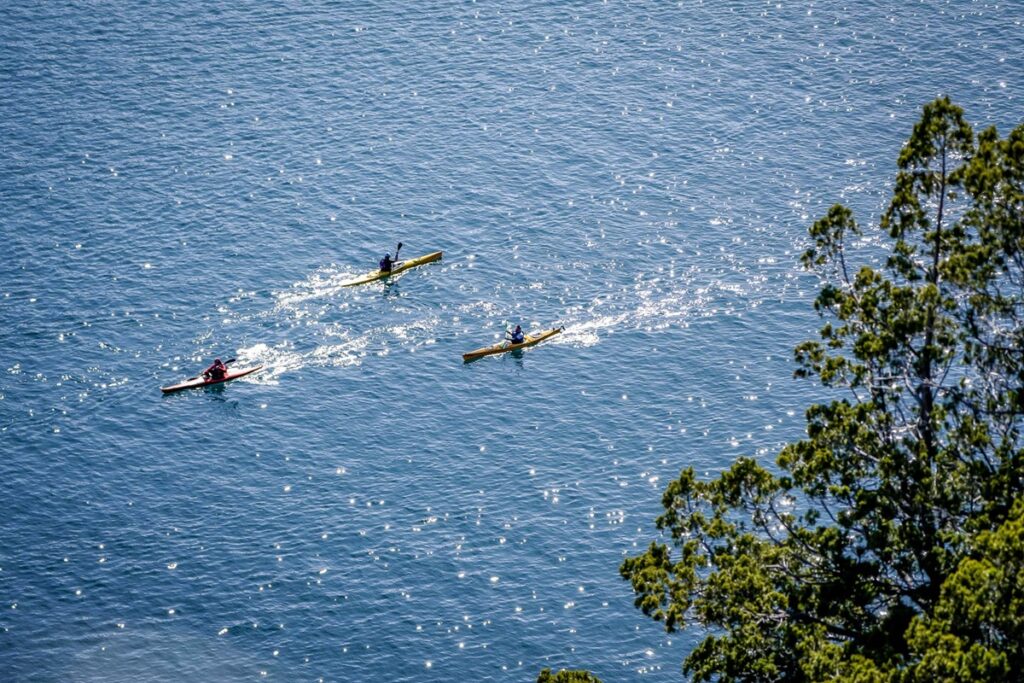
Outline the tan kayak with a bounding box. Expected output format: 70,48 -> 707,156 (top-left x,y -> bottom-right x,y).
462,327 -> 563,362
341,251 -> 443,287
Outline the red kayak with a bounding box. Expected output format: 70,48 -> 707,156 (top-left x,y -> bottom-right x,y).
161,365 -> 263,394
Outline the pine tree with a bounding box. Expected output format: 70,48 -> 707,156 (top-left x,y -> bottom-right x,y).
620,97 -> 1024,681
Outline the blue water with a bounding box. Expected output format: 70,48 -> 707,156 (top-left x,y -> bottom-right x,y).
1,1 -> 1021,680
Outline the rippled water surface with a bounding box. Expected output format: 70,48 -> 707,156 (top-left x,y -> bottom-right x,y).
2,1 -> 1021,680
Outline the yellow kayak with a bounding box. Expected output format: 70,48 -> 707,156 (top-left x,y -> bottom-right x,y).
341,251 -> 443,287
462,327 -> 563,362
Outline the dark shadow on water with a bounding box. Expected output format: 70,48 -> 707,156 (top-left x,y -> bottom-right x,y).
461,348 -> 527,368
160,382 -> 243,408
205,384 -> 246,415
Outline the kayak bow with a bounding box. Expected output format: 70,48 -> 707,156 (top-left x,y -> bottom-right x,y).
161,365 -> 264,393
341,251 -> 443,287
462,327 -> 563,362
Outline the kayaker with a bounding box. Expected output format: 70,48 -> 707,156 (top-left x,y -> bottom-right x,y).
509,325 -> 525,344
203,358 -> 228,381
379,253 -> 394,273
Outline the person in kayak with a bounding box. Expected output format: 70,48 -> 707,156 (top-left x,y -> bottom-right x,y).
203,358 -> 228,381
508,325 -> 525,344
379,253 -> 394,273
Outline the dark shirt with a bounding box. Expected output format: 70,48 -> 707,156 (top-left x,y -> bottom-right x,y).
205,362 -> 227,380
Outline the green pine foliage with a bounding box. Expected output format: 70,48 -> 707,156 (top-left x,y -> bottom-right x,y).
536,667 -> 604,683
620,97 -> 1024,681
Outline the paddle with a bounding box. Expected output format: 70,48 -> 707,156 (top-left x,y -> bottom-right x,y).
391,241 -> 404,270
